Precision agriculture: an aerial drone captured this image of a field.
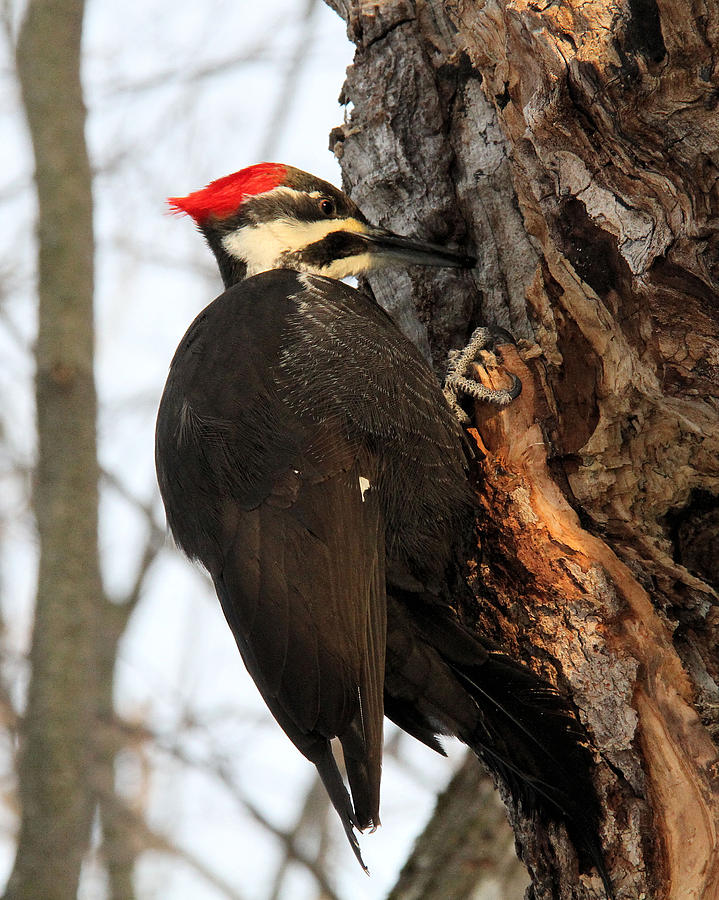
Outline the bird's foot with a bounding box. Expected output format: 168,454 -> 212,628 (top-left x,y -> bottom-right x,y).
443,326 -> 522,424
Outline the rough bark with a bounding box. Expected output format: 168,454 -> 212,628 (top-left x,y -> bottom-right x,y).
326,1 -> 719,898
388,756 -> 528,900
5,1 -> 100,897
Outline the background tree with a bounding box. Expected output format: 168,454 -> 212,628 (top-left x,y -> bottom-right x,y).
327,0 -> 719,897
5,0 -> 717,897
6,0 -> 101,895
2,1 -> 501,898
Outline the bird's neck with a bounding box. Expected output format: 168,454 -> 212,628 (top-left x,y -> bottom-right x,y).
202,226 -> 249,289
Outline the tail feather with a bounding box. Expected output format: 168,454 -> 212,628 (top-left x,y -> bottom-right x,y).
341,718 -> 382,830
384,595 -> 614,898
309,741 -> 369,873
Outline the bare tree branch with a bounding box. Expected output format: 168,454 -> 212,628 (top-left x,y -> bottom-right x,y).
258,0 -> 319,161
267,774 -> 331,900
114,718 -> 344,900
94,16 -> 288,100
98,790 -> 248,900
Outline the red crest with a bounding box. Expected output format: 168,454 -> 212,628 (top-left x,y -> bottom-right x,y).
168,163 -> 287,223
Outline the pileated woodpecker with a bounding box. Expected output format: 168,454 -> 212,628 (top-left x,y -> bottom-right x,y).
156,163 -> 610,891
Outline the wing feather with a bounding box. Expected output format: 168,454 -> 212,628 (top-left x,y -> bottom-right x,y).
155,268 -> 471,830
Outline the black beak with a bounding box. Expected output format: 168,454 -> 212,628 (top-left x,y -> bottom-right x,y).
361,226 -> 475,269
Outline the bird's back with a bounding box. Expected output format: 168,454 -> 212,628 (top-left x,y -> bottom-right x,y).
156,269 -> 473,574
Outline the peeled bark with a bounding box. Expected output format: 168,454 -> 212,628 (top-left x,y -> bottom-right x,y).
327,1 -> 719,897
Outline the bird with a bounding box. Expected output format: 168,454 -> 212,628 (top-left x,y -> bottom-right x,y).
155,163 -> 611,893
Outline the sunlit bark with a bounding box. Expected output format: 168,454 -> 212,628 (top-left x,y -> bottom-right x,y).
327,1 -> 719,896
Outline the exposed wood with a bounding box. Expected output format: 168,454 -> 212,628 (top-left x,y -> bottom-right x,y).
468,341 -> 719,898
326,0 -> 719,896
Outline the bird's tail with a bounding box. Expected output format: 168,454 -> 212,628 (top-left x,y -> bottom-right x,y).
383,595 -> 614,898
309,740 -> 369,873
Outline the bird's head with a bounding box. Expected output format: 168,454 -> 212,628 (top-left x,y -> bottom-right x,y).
169,163 -> 475,287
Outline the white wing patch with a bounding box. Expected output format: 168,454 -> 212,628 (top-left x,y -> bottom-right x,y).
358,476 -> 371,501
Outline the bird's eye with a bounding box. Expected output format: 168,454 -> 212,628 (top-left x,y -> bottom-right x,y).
319,198 -> 335,216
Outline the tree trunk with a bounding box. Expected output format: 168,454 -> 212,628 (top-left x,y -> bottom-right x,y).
388,758 -> 528,900
326,1 -> 719,897
6,1 -> 100,897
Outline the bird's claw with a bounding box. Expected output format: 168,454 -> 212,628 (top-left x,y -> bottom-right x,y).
443,326 -> 522,424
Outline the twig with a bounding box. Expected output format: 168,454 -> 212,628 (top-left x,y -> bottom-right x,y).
142,729 -> 342,900
98,790 -> 248,900
257,0 -> 319,161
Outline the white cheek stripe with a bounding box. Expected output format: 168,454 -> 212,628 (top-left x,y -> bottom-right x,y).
318,251 -> 377,280
222,215 -> 370,277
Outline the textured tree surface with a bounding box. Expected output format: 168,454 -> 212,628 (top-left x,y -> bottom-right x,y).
388,759 -> 528,900
327,1 -> 719,898
6,1 -> 101,898
7,2 -> 144,898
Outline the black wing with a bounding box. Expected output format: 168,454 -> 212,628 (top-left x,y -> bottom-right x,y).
155,269 -> 472,850
274,272 -> 473,580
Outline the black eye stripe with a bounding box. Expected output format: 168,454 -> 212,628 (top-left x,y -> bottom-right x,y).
236,188 -> 362,226
294,231 -> 367,266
